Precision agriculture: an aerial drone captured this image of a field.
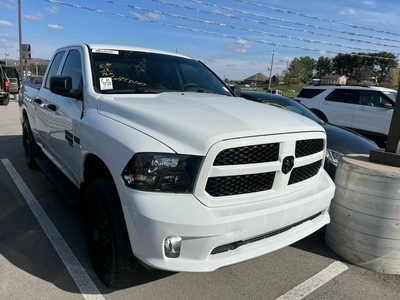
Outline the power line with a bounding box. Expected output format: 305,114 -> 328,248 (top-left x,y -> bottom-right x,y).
146,0 -> 400,49
44,0 -> 398,60
101,0 -> 399,53
233,0 -> 400,37
185,0 -> 400,44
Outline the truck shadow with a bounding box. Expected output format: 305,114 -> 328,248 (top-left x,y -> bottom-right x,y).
0,146 -> 176,294
291,226 -> 343,261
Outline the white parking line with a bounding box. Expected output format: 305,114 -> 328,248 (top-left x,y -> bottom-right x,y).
275,261 -> 348,300
2,158 -> 105,300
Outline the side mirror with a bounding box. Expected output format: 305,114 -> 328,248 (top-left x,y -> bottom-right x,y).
384,102 -> 394,109
230,85 -> 241,96
50,75 -> 82,99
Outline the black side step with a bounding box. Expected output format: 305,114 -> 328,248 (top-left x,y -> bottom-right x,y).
34,157 -> 80,207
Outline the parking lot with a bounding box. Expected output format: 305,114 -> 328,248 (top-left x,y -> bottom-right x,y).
1,99 -> 400,300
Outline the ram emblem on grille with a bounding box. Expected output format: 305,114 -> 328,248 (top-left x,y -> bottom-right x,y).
282,156 -> 295,174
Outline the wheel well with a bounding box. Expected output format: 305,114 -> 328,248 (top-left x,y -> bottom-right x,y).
82,154 -> 112,189
22,110 -> 28,122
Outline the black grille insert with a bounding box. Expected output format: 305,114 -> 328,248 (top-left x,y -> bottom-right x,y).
214,143 -> 279,166
206,172 -> 275,197
289,160 -> 322,185
296,139 -> 323,158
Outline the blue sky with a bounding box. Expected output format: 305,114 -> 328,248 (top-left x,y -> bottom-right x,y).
1,0 -> 400,80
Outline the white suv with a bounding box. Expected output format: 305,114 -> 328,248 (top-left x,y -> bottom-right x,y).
295,85 -> 397,146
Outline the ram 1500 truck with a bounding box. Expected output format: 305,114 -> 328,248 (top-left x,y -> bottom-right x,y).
20,44 -> 335,288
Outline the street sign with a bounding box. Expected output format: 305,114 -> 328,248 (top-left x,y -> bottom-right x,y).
22,44 -> 31,59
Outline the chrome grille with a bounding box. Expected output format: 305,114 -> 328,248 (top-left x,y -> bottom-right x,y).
214,143 -> 279,165
206,172 -> 275,196
289,160 -> 322,185
296,139 -> 323,158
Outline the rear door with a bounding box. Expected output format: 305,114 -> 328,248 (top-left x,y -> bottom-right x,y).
35,51 -> 65,149
322,89 -> 358,128
352,90 -> 394,135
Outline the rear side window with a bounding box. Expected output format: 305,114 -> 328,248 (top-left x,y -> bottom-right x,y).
45,51 -> 65,89
4,67 -> 18,78
325,89 -> 359,104
297,88 -> 326,99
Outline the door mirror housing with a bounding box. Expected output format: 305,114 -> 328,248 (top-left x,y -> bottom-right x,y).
50,75 -> 82,99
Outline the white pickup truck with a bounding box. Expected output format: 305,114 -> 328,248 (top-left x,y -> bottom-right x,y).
20,44 -> 335,288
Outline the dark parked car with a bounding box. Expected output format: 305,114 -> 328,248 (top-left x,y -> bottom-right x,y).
240,91 -> 379,180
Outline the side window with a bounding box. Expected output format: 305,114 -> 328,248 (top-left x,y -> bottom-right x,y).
45,51 -> 65,89
61,50 -> 82,90
380,94 -> 394,107
359,91 -> 383,107
297,88 -> 326,99
325,89 -> 359,104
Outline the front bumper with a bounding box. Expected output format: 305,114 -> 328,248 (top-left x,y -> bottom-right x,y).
119,169 -> 334,272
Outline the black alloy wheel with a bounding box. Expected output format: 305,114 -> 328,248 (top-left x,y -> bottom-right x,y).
83,177 -> 147,289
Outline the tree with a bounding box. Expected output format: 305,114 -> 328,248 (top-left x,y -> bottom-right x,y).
372,52 -> 398,83
287,58 -> 302,85
27,63 -> 48,76
315,57 -> 332,78
382,68 -> 399,87
299,56 -> 316,83
332,53 -> 358,80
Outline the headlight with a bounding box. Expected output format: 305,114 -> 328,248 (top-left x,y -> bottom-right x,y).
325,149 -> 343,167
121,153 -> 202,193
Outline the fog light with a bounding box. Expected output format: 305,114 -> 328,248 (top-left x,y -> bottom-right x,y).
164,236 -> 182,258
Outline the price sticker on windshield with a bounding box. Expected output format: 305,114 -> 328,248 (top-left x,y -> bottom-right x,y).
100,77 -> 113,90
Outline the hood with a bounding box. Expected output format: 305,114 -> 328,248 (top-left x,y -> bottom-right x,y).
322,123 -> 379,155
96,92 -> 324,155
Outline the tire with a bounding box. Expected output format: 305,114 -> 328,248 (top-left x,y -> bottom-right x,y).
83,177 -> 147,288
0,97 -> 9,105
22,119 -> 38,169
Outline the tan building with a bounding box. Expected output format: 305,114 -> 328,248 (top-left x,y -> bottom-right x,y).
321,75 -> 347,85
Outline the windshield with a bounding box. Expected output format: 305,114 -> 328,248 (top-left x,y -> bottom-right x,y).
383,91 -> 397,102
258,96 -> 323,123
91,48 -> 232,96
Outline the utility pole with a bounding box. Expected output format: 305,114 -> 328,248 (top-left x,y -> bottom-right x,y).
18,0 -> 23,79
268,51 -> 277,90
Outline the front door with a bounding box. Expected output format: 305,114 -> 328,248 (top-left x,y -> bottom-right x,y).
47,48 -> 84,185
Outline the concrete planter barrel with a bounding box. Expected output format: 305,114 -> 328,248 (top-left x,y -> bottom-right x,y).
325,154 -> 400,273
